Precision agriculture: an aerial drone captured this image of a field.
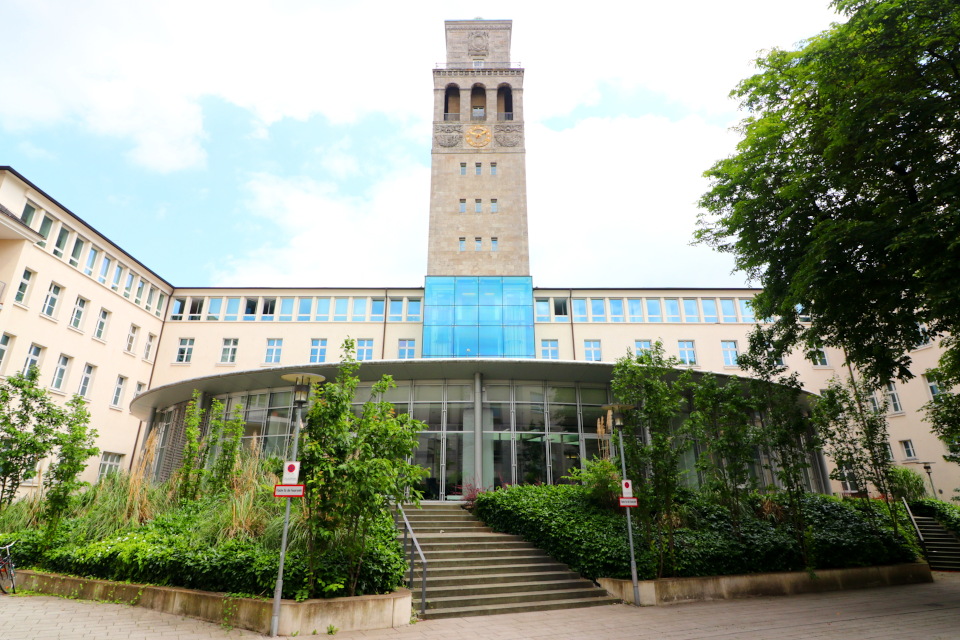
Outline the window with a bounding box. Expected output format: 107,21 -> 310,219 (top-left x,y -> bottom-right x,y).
83,247 -> 99,276
23,344 -> 43,374
297,297 -> 313,321
554,298 -> 569,321
188,298 -> 203,321
490,162 -> 497,175
98,453 -> 123,481
53,227 -> 69,258
125,325 -> 139,353
134,278 -> 145,304
155,293 -> 166,317
37,216 -> 54,246
261,298 -> 276,321
243,297 -> 258,321
541,339 -> 559,360
702,299 -> 719,323
721,340 -> 739,366
265,338 -> 283,363
98,256 -> 111,284
69,237 -> 84,267
884,382 -> 902,413
573,299 -> 587,322
475,162 -> 482,175
388,299 -> 404,322
78,364 -> 95,397
310,339 -> 327,363
357,339 -> 374,361
135,382 -> 145,397
69,296 -> 87,329
399,339 -> 416,359
536,299 -> 551,322
739,299 -> 755,323
590,299 -> 606,322
490,199 -> 498,213
15,269 -> 33,304
352,298 -> 367,322
720,299 -> 738,322
176,338 -> 194,363
21,202 -> 36,226
51,355 -> 70,390
143,333 -> 156,361
42,283 -> 62,317
584,340 -> 602,362
491,237 -> 498,251
475,237 -> 482,251
333,298 -> 349,321
279,297 -> 295,321
370,298 -> 385,322
206,297 -> 223,320
111,264 -> 123,291
646,299 -> 662,322
838,465 -> 860,493
224,297 -> 240,321
460,162 -> 467,175
221,338 -> 238,363
900,439 -> 916,459
811,348 -> 829,367
664,299 -> 681,322
0,334 -> 10,373
627,299 -> 643,322
459,237 -> 466,251
111,376 -> 127,407
609,299 -> 625,323
94,308 -> 110,340
925,374 -> 941,398
475,199 -> 482,213
683,299 -> 700,323
635,340 -> 652,354
678,340 -> 697,365
459,199 -> 466,213
171,298 -> 186,321
123,272 -> 135,298
406,299 -> 421,322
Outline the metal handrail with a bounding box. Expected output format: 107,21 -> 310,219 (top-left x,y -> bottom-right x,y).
902,497 -> 924,544
393,503 -> 427,616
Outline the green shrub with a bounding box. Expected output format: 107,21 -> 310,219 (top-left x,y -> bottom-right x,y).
910,499 -> 960,538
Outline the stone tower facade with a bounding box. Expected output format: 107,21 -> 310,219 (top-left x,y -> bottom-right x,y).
426,19 -> 529,276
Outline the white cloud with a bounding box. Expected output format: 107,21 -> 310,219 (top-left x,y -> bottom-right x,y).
212,166 -> 430,287
17,141 -> 54,160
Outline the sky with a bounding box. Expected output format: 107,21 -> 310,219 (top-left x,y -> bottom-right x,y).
0,0 -> 844,290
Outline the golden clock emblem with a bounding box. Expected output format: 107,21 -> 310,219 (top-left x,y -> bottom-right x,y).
465,125 -> 492,148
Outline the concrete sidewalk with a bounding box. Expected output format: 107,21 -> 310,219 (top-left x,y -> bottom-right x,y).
3,573 -> 959,640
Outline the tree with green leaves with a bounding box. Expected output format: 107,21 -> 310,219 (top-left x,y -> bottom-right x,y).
0,369 -> 64,507
300,340 -> 427,597
611,342 -> 695,577
43,395 -> 99,541
697,0 -> 960,386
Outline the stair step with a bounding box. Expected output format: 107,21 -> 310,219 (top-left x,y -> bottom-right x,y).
419,587 -> 610,610
417,555 -> 555,568
418,541 -> 537,552
412,562 -> 573,577
420,596 -> 620,619
419,570 -> 582,587
423,548 -> 548,559
417,579 -> 598,599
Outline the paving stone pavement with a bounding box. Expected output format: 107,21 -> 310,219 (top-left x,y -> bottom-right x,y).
2,573 -> 959,640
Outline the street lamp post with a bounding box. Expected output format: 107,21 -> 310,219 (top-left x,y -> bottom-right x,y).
603,404 -> 641,607
270,373 -> 325,638
922,462 -> 938,498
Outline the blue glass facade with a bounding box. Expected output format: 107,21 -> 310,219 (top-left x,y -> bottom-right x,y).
422,276 -> 535,358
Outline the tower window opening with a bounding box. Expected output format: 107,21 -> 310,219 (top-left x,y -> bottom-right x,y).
444,84 -> 460,121
471,84 -> 486,121
475,237 -> 482,251
497,84 -> 514,121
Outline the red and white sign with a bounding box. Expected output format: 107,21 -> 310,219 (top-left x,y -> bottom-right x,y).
282,461 -> 301,485
274,484 -> 305,498
619,497 -> 638,508
621,479 -> 633,498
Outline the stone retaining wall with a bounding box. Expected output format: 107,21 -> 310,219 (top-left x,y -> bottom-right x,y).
599,563 -> 932,606
18,570 -> 411,635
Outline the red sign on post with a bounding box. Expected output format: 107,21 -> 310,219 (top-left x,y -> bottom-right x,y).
619,497 -> 638,508
274,484 -> 305,498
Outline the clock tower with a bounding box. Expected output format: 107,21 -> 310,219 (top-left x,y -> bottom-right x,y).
426,19 -> 529,276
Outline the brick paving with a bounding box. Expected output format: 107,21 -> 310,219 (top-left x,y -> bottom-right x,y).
2,572 -> 959,640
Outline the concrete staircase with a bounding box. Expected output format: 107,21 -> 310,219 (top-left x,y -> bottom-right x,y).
399,502 -> 618,619
915,515 -> 960,571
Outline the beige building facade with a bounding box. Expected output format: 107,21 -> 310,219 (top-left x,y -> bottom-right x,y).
0,19 -> 956,500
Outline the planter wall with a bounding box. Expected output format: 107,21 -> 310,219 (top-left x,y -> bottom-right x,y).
18,570 -> 411,635
598,562 -> 932,606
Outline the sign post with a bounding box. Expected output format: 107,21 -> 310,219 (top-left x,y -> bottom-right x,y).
617,432 -> 641,607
